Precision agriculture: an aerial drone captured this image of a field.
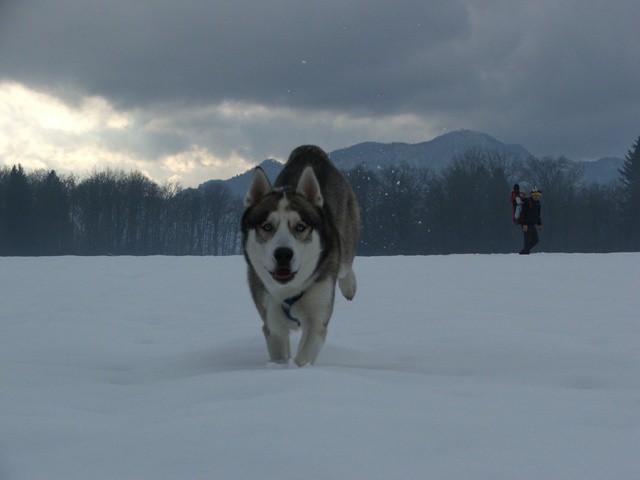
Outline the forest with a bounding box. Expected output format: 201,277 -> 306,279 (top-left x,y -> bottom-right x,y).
1,140 -> 639,257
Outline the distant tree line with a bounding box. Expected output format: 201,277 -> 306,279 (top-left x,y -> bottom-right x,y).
0,168 -> 243,256
346,148 -> 635,255
1,136 -> 639,256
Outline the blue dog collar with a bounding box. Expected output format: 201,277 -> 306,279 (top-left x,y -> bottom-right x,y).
281,292 -> 304,326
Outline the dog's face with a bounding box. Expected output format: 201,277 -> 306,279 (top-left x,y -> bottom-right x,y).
242,167 -> 324,292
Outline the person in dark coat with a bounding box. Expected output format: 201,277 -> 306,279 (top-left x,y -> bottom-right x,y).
519,187 -> 543,255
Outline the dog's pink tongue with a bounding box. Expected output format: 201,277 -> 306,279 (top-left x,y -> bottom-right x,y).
274,268 -> 292,280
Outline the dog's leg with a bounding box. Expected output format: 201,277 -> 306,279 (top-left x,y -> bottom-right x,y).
294,280 -> 334,367
294,321 -> 328,367
338,264 -> 357,300
263,316 -> 290,364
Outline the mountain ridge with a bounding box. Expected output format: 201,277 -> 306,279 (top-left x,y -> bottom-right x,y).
200,130 -> 623,197
329,129 -> 532,171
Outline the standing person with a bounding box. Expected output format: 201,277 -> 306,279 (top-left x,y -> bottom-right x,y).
520,187 -> 543,255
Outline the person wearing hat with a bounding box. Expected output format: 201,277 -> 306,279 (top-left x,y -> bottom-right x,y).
519,187 -> 543,254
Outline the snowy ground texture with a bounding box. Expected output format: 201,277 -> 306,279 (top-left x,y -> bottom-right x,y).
2,253 -> 640,479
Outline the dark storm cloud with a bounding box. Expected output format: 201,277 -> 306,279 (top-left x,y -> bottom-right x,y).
0,0 -> 469,110
1,0 -> 639,162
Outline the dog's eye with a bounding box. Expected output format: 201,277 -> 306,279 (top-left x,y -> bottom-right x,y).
262,223 -> 274,232
295,223 -> 307,232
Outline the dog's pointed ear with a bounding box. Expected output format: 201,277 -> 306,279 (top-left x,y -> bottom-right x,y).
244,167 -> 272,208
296,166 -> 323,207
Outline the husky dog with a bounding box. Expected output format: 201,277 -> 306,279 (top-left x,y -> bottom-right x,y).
242,145 -> 359,367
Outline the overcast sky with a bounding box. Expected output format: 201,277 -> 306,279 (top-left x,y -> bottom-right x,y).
1,1 -> 638,187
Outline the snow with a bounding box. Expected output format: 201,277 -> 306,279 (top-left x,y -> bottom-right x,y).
2,253 -> 640,479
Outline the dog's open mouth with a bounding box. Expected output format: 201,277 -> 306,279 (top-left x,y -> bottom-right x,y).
272,268 -> 296,283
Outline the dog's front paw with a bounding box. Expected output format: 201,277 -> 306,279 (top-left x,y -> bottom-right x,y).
293,354 -> 309,368
269,356 -> 290,365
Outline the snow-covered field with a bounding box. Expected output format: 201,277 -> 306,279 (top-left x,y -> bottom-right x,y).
2,253 -> 639,479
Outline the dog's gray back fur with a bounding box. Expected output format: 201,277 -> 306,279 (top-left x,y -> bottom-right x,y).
274,145 -> 360,274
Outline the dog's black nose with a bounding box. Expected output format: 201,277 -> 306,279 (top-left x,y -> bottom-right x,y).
274,247 -> 293,265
